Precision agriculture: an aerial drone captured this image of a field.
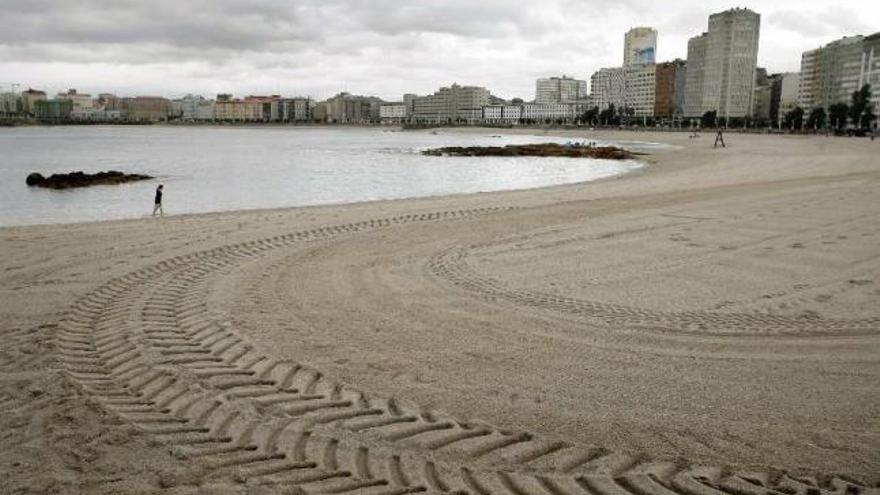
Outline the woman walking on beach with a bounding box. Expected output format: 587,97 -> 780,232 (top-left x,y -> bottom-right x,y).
152,184 -> 164,217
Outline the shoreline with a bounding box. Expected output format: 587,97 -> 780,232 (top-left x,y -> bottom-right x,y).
1,129 -> 878,491
1,127 -> 656,230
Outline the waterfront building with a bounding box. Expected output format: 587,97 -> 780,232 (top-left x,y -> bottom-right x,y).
121,96 -> 172,122
590,68 -> 625,110
34,99 -> 73,121
321,93 -> 383,124
0,92 -> 22,118
70,108 -> 126,122
243,95 -> 285,122
379,103 -> 407,123
97,93 -> 121,111
174,94 -> 215,121
684,8 -> 761,121
799,33 -> 880,114
624,27 -> 658,67
535,76 -> 589,104
214,95 -> 262,122
281,97 -> 314,122
482,105 -> 523,124
403,94 -> 418,118
21,89 -> 47,117
411,84 -> 490,124
654,60 -> 686,121
56,89 -> 95,111
624,64 -> 656,117
522,103 -> 574,123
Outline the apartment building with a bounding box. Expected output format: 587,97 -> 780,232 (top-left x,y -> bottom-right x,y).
654,60 -> 686,120
799,33 -> 880,113
56,89 -> 94,111
590,68 -> 625,110
21,89 -> 47,117
535,76 -> 588,104
412,84 -> 490,124
685,8 -> 761,120
624,64 -> 656,117
121,96 -> 172,122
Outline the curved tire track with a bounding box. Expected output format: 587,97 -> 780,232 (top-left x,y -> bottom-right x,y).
56,208 -> 875,494
429,248 -> 880,336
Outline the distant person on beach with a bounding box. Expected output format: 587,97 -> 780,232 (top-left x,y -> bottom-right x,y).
152,184 -> 164,217
714,129 -> 726,148
689,128 -> 700,138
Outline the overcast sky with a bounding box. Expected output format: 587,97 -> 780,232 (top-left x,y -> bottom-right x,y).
1,0 -> 878,101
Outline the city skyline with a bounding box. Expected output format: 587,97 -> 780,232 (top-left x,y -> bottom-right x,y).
1,1 -> 878,101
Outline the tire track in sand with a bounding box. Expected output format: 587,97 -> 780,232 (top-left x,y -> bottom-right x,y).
429,248 -> 880,336
56,208 -> 875,494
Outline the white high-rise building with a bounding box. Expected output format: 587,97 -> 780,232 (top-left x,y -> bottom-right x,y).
535,76 -> 588,104
684,8 -> 761,121
590,68 -> 625,110
624,27 -> 658,67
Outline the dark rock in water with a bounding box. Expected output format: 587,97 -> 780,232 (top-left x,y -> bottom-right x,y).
26,170 -> 154,189
421,143 -> 637,160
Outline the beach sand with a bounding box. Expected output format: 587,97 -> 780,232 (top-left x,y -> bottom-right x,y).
1,130 -> 878,494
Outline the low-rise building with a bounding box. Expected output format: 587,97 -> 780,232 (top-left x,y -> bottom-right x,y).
379,103 -> 407,123
21,89 -> 47,117
522,103 -> 577,123
0,92 -> 22,118
70,107 -> 126,121
35,99 -> 74,121
281,97 -> 314,122
122,96 -> 172,122
321,93 -> 383,123
56,89 -> 94,111
174,94 -> 215,121
214,95 -> 262,122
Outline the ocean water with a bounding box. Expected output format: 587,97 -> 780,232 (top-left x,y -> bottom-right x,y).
0,126 -> 654,227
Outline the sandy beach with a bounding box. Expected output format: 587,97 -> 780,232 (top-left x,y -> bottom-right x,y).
1,129 -> 878,494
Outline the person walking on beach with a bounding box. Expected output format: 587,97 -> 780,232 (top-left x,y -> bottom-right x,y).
714,128 -> 726,148
152,184 -> 164,217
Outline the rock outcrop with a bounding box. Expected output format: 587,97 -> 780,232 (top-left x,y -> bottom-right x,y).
26,171 -> 154,189
422,143 -> 637,160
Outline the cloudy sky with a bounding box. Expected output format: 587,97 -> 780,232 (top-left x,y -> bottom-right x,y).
1,0 -> 878,101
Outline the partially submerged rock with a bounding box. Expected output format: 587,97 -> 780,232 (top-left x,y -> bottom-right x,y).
26,171 -> 153,189
422,143 -> 637,160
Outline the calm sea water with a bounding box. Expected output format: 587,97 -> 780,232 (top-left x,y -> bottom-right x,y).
0,126 -> 655,227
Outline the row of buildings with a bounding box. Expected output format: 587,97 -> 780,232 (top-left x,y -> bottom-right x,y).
2,8 -> 877,128
588,9 -> 879,127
